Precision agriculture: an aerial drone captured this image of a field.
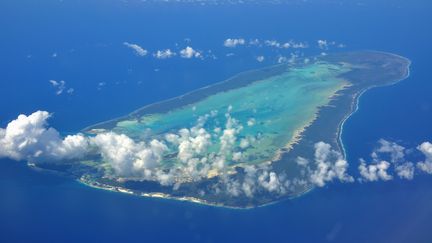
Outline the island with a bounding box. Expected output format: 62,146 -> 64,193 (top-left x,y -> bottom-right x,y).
32,51 -> 411,208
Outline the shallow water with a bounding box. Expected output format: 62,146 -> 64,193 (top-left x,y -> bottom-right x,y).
99,62 -> 348,167
1,0 -> 432,242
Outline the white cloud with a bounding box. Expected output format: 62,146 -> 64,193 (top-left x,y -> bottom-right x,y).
179,46 -> 202,59
358,159 -> 393,182
317,40 -> 329,50
359,139 -> 411,181
100,114 -> 215,184
154,49 -> 176,59
289,41 -> 308,49
281,43 -> 290,48
49,80 -> 73,95
277,56 -> 288,63
177,127 -> 211,163
0,111 -> 172,184
373,139 -> 405,163
218,163 -> 289,197
247,118 -> 255,127
92,132 -> 168,181
258,171 -> 283,193
123,42 -> 148,56
239,138 -> 250,149
249,39 -> 260,46
232,151 -> 242,162
264,40 -> 281,48
0,111 -> 291,193
241,166 -> 258,197
224,38 -> 245,48
276,53 -> 299,65
417,142 -> 432,174
309,142 -> 353,187
263,40 -> 307,49
296,156 -> 309,166
0,111 -> 89,162
395,162 -> 415,180
5,111 -> 432,197
256,56 -> 265,62
358,139 -> 432,181
317,39 -> 342,50
219,116 -> 239,157
288,53 -> 299,64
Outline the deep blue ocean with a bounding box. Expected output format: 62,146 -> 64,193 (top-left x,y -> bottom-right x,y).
1,1 -> 432,242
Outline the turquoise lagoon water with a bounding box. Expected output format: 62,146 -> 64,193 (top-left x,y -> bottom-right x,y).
1,1 -> 432,242
99,62 -> 349,169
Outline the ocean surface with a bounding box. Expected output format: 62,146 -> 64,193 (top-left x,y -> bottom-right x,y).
1,1 -> 432,242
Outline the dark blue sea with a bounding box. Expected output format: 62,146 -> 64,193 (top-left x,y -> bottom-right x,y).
1,1 -> 432,242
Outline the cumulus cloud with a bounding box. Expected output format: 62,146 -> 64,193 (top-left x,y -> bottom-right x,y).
296,156 -> 309,166
288,53 -> 299,64
358,159 -> 392,182
123,42 -> 148,56
232,151 -> 242,162
239,138 -> 250,149
0,111 -> 174,184
221,139 -> 432,197
179,46 -> 202,59
0,110 -> 288,195
264,40 -> 282,48
247,118 -> 255,127
317,40 -> 329,50
317,39 -> 344,50
395,162 -> 415,180
258,171 -> 284,193
373,139 -> 405,163
154,49 -> 176,59
290,41 -> 308,49
93,132 -> 168,181
219,114 -> 240,155
224,38 -> 245,47
256,56 -> 265,62
249,39 -> 260,46
277,53 -> 299,64
356,139 -> 432,181
216,163 -> 289,198
309,142 -> 353,187
358,139 -> 417,181
0,111 -> 89,162
49,80 -> 73,95
417,142 -> 432,174
176,129 -> 212,171
277,56 -> 288,64
3,111 -> 432,197
264,40 -> 307,49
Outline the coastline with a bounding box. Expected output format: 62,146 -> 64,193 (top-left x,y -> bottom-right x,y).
79,176 -> 264,210
82,62 -> 290,132
269,81 -> 351,163
35,50 -> 412,209
336,55 -> 412,159
78,175 -> 314,210
82,52 -> 349,133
